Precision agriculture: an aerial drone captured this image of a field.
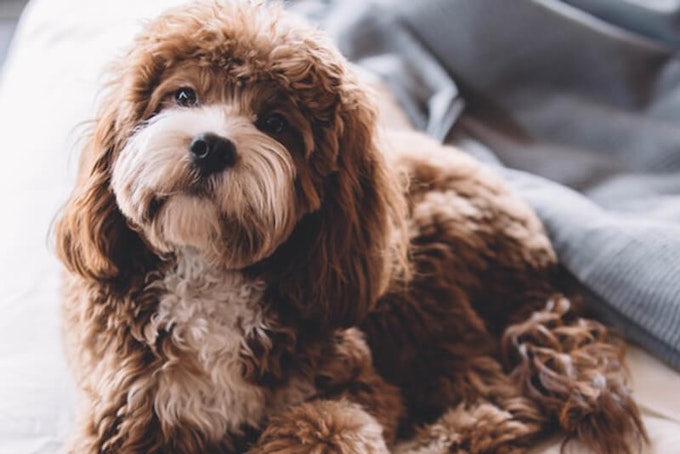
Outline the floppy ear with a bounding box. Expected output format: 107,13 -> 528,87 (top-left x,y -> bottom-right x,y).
273,77 -> 406,328
55,96 -> 151,283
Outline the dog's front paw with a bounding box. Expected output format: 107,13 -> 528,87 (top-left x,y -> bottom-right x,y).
394,401 -> 534,454
250,400 -> 389,454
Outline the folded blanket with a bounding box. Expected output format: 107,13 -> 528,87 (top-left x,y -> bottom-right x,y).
299,0 -> 680,369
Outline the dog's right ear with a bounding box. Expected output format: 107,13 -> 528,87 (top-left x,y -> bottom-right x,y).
55,95 -> 150,283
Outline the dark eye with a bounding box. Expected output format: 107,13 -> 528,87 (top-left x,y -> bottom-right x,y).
174,87 -> 198,107
257,113 -> 288,136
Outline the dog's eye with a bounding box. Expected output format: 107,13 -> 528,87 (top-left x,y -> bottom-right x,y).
175,87 -> 198,107
257,113 -> 288,136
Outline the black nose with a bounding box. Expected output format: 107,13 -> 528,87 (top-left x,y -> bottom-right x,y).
189,132 -> 237,175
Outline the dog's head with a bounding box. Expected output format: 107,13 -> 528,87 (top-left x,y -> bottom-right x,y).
56,0 -> 404,326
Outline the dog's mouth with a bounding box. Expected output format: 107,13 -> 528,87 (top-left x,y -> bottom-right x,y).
190,170 -> 222,195
143,170 -> 223,223
145,196 -> 167,223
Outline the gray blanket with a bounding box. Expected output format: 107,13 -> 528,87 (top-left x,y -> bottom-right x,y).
294,0 -> 680,369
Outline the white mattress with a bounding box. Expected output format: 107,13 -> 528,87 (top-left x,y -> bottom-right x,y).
0,1 -> 677,453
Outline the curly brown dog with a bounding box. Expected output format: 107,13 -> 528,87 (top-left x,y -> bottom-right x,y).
55,1 -> 646,452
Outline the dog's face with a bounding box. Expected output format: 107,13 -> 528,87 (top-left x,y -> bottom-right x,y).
109,3 -> 350,269
56,0 -> 404,326
111,63 -> 313,269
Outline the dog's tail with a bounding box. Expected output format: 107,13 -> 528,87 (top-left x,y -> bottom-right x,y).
501,295 -> 648,454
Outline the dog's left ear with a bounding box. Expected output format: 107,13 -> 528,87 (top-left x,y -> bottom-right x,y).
275,69 -> 406,328
55,86 -> 153,284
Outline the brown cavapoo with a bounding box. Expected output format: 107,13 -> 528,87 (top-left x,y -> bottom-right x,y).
55,1 -> 647,453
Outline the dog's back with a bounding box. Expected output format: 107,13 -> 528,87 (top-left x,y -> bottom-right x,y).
364,130 -> 646,453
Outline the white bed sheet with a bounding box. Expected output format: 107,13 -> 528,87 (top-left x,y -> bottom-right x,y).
0,1 -> 677,453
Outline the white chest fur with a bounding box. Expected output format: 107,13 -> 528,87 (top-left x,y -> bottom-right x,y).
143,251 -> 271,440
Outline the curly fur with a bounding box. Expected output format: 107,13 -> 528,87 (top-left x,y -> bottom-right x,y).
55,1 -> 647,452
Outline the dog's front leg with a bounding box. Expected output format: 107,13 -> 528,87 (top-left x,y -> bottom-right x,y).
250,328 -> 404,454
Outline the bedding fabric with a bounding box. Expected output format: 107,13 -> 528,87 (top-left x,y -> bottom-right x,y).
314,0 -> 680,370
0,0 -> 678,453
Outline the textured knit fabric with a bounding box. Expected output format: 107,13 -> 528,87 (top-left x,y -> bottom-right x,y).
298,0 -> 680,369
